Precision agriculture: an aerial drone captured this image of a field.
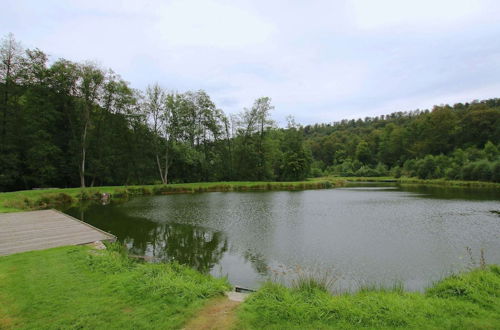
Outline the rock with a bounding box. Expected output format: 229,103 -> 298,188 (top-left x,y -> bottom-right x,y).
225,291 -> 248,302
87,241 -> 107,250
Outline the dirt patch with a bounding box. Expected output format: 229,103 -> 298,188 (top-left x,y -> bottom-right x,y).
183,296 -> 241,330
0,294 -> 19,329
0,315 -> 17,329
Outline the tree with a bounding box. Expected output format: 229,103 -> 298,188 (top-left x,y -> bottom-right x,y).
74,63 -> 104,187
279,117 -> 312,180
144,83 -> 169,184
0,34 -> 23,189
484,141 -> 498,161
0,33 -> 22,143
355,140 -> 371,164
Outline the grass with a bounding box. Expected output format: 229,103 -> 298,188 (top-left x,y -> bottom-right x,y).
313,176 -> 397,182
0,180 -> 342,213
237,266 -> 500,329
315,175 -> 500,188
0,244 -> 230,329
397,177 -> 500,188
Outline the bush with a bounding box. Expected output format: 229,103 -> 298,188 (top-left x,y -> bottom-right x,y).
444,165 -> 460,180
390,165 -> 402,178
310,167 -> 324,178
461,162 -> 475,180
492,161 -> 500,182
35,193 -> 74,208
375,163 -> 389,176
355,166 -> 379,177
471,161 -> 492,181
416,156 -> 437,179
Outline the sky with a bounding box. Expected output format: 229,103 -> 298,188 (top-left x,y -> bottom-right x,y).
2,0 -> 500,125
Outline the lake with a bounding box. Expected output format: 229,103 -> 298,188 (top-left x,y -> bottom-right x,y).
64,183 -> 500,292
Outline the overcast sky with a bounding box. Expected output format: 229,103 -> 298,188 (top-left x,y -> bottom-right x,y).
2,0 -> 500,125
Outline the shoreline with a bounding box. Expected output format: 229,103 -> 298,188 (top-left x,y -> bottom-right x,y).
2,177 -> 499,213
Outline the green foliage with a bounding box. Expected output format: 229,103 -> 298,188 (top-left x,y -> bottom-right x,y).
484,141 -> 499,161
394,142 -> 500,182
306,101 -> 500,182
492,161 -> 500,182
238,266 -> 500,329
355,140 -> 371,164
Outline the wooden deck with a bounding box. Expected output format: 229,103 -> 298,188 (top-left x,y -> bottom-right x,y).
0,209 -> 115,256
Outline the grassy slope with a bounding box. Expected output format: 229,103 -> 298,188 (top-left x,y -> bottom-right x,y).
0,245 -> 229,330
0,180 -> 340,213
238,266 -> 500,329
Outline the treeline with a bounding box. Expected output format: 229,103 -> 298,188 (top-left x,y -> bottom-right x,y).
305,99 -> 500,181
1,34 -> 499,192
0,34 -> 310,191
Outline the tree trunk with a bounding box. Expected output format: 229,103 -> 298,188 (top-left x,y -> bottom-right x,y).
1,65 -> 11,149
156,154 -> 165,184
80,119 -> 88,188
164,145 -> 169,184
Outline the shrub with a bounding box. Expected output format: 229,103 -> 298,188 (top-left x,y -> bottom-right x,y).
310,167 -> 324,177
35,193 -> 74,208
390,165 -> 402,178
492,161 -> 500,182
471,161 -> 492,181
355,166 -> 378,177
444,165 -> 460,180
461,162 -> 475,180
416,156 -> 437,179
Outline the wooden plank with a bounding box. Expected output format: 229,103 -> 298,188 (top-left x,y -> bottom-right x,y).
0,209 -> 115,256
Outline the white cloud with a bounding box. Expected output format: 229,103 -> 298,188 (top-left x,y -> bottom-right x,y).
349,0 -> 487,30
154,0 -> 274,48
1,0 -> 500,125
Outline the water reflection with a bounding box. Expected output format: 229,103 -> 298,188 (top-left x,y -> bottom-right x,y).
64,186 -> 500,292
66,202 -> 228,274
139,223 -> 228,273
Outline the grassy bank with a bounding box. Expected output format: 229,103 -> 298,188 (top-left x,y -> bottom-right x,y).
316,175 -> 500,188
0,180 -> 341,213
397,177 -> 500,188
238,266 -> 500,329
3,177 -> 498,213
0,245 -> 229,329
2,246 -> 498,329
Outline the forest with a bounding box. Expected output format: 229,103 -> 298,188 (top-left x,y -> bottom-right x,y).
1,33 -> 499,192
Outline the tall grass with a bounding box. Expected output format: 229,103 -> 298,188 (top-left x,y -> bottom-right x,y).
267,264 -> 339,294
238,265 -> 500,329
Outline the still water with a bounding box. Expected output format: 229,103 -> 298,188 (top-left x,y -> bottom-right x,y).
64,184 -> 500,292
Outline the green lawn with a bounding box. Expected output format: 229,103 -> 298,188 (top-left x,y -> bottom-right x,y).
0,245 -> 229,329
238,266 -> 500,329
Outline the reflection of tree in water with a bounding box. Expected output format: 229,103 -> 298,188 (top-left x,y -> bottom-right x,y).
146,223 -> 228,273
243,250 -> 269,275
64,203 -> 228,274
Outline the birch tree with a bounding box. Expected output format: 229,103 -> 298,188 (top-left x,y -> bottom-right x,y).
0,33 -> 22,147
75,63 -> 104,187
145,83 -> 173,184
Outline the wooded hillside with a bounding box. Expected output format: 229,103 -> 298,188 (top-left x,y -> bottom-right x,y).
1,34 -> 499,191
